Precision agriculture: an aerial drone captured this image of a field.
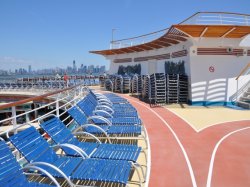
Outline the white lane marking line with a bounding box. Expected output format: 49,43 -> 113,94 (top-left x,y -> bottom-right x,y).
162,107 -> 198,132
206,126 -> 250,187
198,119 -> 250,132
143,122 -> 151,187
127,98 -> 198,187
163,107 -> 250,133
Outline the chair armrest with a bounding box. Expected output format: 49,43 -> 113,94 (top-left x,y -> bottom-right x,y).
73,130 -> 102,144
80,124 -> 111,144
27,162 -> 74,187
93,110 -> 113,118
96,105 -> 114,114
98,98 -> 112,105
23,165 -> 61,187
87,115 -> 112,126
52,143 -> 89,158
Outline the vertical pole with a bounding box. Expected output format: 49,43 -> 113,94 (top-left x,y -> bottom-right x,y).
56,99 -> 59,117
34,104 -> 38,119
111,28 -> 116,49
11,106 -> 17,132
11,105 -> 20,159
219,14 -> 222,25
236,79 -> 239,102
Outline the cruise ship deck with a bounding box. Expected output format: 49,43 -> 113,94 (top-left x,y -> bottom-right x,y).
1,10 -> 250,187
0,82 -> 250,186
89,12 -> 250,186
114,92 -> 250,187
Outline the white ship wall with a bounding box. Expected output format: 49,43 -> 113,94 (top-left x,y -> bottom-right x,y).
107,40 -> 192,75
105,37 -> 250,105
189,45 -> 250,105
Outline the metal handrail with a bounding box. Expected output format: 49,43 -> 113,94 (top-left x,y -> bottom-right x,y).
110,12 -> 250,49
179,12 -> 250,25
0,85 -> 87,167
236,63 -> 250,80
0,84 -> 86,131
233,63 -> 250,102
111,28 -> 168,49
0,84 -> 81,110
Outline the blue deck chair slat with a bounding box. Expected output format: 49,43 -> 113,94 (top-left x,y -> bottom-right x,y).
78,96 -> 139,121
40,117 -> 141,162
0,141 -> 55,187
10,131 -> 57,163
86,94 -> 136,114
42,118 -> 79,144
83,125 -> 141,134
108,125 -> 141,134
68,106 -> 142,134
9,127 -> 82,176
84,125 -> 109,134
40,118 -> 98,155
71,159 -> 131,184
68,106 -> 87,125
9,127 -> 133,185
11,133 -> 57,163
91,117 -> 141,125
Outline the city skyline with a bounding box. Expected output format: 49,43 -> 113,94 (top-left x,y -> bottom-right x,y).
0,60 -> 106,75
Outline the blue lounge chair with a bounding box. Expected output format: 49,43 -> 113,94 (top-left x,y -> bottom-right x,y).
7,126 -> 142,186
0,140 -> 59,187
68,106 -> 142,136
88,90 -> 136,109
85,93 -> 138,118
77,97 -> 142,125
39,116 -> 142,162
89,90 -> 128,104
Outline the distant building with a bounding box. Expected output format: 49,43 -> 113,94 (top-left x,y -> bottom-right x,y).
73,60 -> 77,73
83,66 -> 87,73
88,65 -> 94,74
28,65 -> 31,74
67,66 -> 73,74
100,65 -> 106,73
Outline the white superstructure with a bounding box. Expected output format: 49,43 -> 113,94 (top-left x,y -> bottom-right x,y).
91,12 -> 250,105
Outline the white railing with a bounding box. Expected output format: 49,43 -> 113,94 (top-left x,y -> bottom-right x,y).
233,63 -> 250,102
110,28 -> 168,49
0,84 -> 86,132
180,12 -> 250,26
0,78 -> 100,92
0,84 -> 87,168
110,12 -> 250,50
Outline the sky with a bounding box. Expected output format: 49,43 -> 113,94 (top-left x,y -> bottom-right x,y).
0,0 -> 250,71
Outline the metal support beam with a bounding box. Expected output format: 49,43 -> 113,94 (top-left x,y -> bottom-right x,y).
11,106 -> 17,133
199,27 -> 208,38
221,27 -> 236,38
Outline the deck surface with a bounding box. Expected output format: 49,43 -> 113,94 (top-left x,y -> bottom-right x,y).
117,94 -> 250,187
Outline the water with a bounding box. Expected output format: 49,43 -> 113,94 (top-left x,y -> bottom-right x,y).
0,73 -> 102,83
0,74 -> 43,83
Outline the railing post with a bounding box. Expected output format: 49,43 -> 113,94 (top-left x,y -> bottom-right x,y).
11,106 -> 17,132
56,99 -> 60,117
34,104 -> 38,119
236,79 -> 239,102
219,14 -> 222,25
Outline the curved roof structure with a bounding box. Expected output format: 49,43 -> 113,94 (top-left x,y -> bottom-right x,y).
90,12 -> 250,56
